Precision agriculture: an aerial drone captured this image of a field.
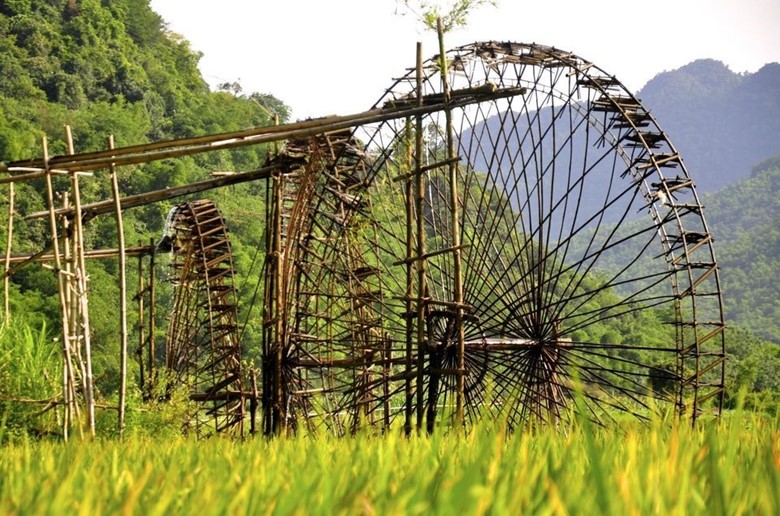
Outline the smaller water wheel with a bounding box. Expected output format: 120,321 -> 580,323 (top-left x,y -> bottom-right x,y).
162,199 -> 244,437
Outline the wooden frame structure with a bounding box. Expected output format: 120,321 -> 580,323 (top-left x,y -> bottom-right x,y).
0,40 -> 726,439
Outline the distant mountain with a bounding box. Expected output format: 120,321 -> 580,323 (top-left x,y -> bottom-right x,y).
638,59 -> 780,193
462,59 -> 780,198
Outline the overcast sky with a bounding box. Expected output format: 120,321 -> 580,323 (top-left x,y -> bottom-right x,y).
149,0 -> 780,120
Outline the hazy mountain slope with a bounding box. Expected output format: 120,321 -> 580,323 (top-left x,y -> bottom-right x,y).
638,59 -> 780,193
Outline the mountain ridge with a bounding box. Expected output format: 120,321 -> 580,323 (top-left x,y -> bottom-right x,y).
637,59 -> 780,193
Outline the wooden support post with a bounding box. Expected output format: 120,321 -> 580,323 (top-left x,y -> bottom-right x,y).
136,248 -> 146,397
61,192 -> 84,440
42,136 -> 78,441
383,335 -> 391,430
108,135 -> 128,437
437,17 -> 466,427
273,171 -> 284,435
249,368 -> 259,435
3,182 -> 13,324
403,116 -> 415,436
261,181 -> 274,436
414,42 -> 428,432
148,238 -> 156,394
67,127 -> 96,438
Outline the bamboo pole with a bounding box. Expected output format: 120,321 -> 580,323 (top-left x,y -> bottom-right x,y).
136,249 -> 146,398
250,368 -> 258,435
148,238 -> 156,394
4,245 -> 154,264
261,178 -> 274,436
108,135 -> 128,437
25,164 -> 282,221
42,136 -> 77,441
4,89 -> 524,175
273,171 -> 284,435
58,192 -> 74,437
0,168 -> 69,185
64,129 -> 85,440
67,131 -> 96,438
414,42 -> 428,432
404,115 -> 415,436
437,17 -> 466,427
60,189 -> 84,440
4,182 -> 14,324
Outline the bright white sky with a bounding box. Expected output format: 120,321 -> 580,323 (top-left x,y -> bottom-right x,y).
150,0 -> 780,120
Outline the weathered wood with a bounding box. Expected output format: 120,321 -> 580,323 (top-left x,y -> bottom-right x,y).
392,244 -> 469,266
60,188 -> 83,440
249,368 -> 259,435
403,116 -> 415,436
414,41 -> 427,431
391,156 -> 461,183
136,249 -> 146,397
148,238 -> 156,392
67,128 -> 96,438
0,168 -> 69,185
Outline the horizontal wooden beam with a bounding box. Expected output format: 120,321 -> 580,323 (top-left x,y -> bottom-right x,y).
2,85 -> 527,174
4,245 -> 154,264
25,164 -> 280,221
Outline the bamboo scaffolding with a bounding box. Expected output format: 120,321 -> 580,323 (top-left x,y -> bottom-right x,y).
108,135 -> 128,437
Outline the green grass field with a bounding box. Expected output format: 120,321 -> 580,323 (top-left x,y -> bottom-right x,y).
1,410 -> 778,515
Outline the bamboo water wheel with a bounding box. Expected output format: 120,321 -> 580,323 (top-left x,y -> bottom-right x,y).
163,199 -> 244,437
0,41 -> 726,440
261,42 -> 726,434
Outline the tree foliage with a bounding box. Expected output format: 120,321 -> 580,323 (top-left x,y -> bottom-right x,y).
0,0 -> 286,401
395,0 -> 497,32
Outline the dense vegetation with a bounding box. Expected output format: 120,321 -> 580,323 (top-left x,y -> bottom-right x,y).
1,411 -> 778,513
0,0 -> 287,397
703,160 -> 780,342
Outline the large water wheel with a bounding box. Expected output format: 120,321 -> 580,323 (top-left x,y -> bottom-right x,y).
163,199 -> 244,437
264,42 -> 726,434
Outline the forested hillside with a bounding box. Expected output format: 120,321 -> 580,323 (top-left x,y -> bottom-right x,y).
0,0 -> 287,392
702,157 -> 780,342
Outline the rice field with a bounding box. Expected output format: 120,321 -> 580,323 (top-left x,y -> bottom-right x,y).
0,410 -> 778,515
